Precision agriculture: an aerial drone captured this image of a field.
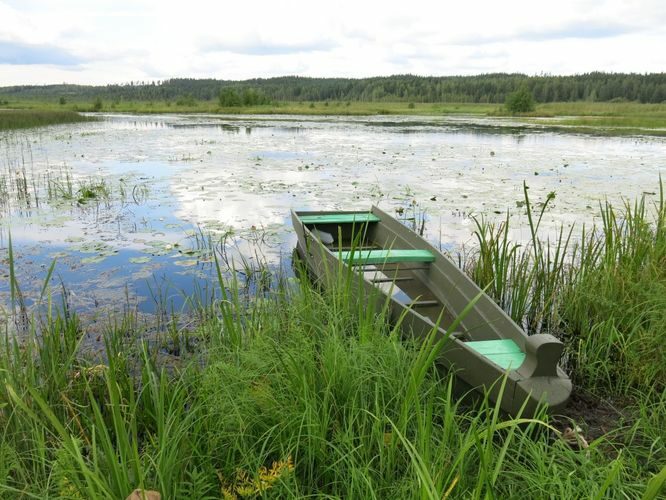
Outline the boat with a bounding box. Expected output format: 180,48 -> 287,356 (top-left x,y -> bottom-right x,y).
291,206 -> 571,417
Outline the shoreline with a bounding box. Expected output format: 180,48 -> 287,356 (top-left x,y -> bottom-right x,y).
2,101 -> 666,137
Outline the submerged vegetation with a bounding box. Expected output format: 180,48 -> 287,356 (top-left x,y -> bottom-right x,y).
0,184 -> 665,498
0,109 -> 94,131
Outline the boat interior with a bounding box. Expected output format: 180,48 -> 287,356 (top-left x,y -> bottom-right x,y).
300,213 -> 463,337
297,211 -> 566,377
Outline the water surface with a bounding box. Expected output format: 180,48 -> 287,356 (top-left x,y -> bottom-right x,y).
1,113 -> 664,315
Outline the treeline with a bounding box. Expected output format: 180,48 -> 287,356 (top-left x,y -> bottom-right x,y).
1,73 -> 665,104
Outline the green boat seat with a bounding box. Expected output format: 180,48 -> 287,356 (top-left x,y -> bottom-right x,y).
466,339 -> 525,370
340,249 -> 435,265
300,213 -> 380,225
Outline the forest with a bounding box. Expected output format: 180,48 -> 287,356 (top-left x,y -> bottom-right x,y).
1,72 -> 665,104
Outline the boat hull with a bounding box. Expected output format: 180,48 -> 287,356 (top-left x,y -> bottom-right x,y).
291,206 -> 571,417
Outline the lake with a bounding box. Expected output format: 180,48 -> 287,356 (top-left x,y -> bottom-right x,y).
1,113 -> 664,317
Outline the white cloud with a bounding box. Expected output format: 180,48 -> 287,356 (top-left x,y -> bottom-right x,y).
0,0 -> 664,85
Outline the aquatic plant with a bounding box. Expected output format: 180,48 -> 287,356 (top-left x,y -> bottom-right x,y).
76,178 -> 110,204
0,110 -> 94,130
0,182 -> 664,497
466,180 -> 666,393
0,258 -> 661,497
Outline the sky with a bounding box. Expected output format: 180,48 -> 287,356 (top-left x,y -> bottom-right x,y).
0,0 -> 664,86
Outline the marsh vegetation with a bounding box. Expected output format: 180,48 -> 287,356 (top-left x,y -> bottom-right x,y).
0,113 -> 664,497
1,113 -> 664,313
0,185 -> 664,498
0,109 -> 94,131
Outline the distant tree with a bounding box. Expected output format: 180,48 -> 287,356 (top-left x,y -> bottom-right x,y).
59,96 -> 67,105
92,97 -> 103,111
241,88 -> 269,106
505,86 -> 535,113
218,88 -> 242,107
2,72 -> 666,105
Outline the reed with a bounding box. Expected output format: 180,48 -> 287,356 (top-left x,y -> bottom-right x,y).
1,187 -> 665,497
0,110 -> 93,130
466,180 -> 666,394
0,255 -> 660,498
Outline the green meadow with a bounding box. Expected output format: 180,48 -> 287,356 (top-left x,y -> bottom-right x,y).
0,109 -> 95,131
3,98 -> 665,135
1,98 -> 496,116
524,102 -> 666,134
0,186 -> 664,498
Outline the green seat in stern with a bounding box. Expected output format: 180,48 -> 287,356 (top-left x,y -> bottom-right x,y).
466,339 -> 526,370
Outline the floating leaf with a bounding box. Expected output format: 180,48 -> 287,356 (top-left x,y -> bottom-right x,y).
129,256 -> 151,264
140,247 -> 171,256
74,242 -> 113,254
81,255 -> 108,264
174,259 -> 198,267
146,240 -> 169,248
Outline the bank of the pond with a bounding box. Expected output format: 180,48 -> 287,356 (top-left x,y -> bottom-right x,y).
0,109 -> 95,131
1,187 -> 664,498
3,100 -> 666,136
0,277 -> 663,498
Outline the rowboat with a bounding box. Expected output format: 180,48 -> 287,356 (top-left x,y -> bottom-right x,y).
291,206 -> 571,417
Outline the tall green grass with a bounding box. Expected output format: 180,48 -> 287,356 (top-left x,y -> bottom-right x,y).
0,187 -> 665,497
467,182 -> 666,394
0,259 -> 662,497
0,308 -> 643,497
0,110 -> 93,131
0,99 -> 497,117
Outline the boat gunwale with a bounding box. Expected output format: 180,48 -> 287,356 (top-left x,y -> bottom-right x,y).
291,206 -> 572,414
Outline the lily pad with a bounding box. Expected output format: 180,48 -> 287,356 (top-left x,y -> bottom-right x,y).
43,216 -> 69,227
174,259 -> 198,267
74,242 -> 113,254
145,240 -> 169,248
140,246 -> 171,256
129,256 -> 151,264
81,255 -> 109,264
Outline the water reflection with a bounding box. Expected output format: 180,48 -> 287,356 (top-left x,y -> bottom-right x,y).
1,113 -> 664,318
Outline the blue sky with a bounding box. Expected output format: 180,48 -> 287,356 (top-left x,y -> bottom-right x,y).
0,0 -> 664,85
